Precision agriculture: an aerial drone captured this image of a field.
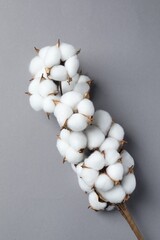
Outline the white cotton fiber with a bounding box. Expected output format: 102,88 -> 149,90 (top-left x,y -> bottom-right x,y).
29,56 -> 44,76
29,94 -> 43,111
69,132 -> 87,151
56,139 -> 69,157
122,173 -> 136,194
74,82 -> 90,95
60,91 -> 83,110
93,110 -> 112,135
54,103 -> 73,127
60,42 -> 77,61
108,123 -> 125,141
28,78 -> 40,95
59,129 -> 71,143
88,191 -> 107,210
65,147 -> 84,164
121,150 -> 135,174
42,95 -> 58,113
39,79 -> 57,97
85,125 -> 105,150
78,75 -> 90,83
61,80 -> 75,93
100,137 -> 120,153
107,162 -> 124,181
100,185 -> 125,204
78,177 -> 92,193
50,65 -> 67,81
76,162 -> 83,177
84,151 -> 105,170
95,173 -> 114,192
39,46 -> 50,60
44,46 -> 61,67
81,168 -> 99,187
105,149 -> 121,165
77,99 -> 95,116
67,114 -> 88,131
65,55 -> 79,77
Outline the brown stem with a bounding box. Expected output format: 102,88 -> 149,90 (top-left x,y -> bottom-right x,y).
116,203 -> 144,240
59,82 -> 63,96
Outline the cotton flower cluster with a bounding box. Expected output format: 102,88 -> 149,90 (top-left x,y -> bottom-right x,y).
27,41 -> 136,212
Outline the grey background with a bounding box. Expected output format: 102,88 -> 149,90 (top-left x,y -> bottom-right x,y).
0,0 -> 160,239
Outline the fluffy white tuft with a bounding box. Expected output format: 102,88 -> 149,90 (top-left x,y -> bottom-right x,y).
106,162 -> 124,181
60,42 -> 77,61
69,131 -> 87,151
56,139 -> 69,157
108,123 -> 125,141
65,55 -> 79,77
65,147 -> 84,164
122,173 -> 136,194
29,56 -> 44,76
100,185 -> 126,204
50,65 -> 67,81
93,110 -> 112,135
81,168 -> 99,187
39,79 -> 57,97
29,94 -> 43,111
100,137 -> 120,153
67,114 -> 88,131
95,173 -> 114,192
28,78 -> 40,95
61,91 -> 83,110
121,150 -> 135,175
74,82 -> 90,95
85,125 -> 105,150
84,151 -> 105,170
42,95 -> 59,113
88,191 -> 107,210
54,103 -> 73,127
78,177 -> 92,193
77,99 -> 95,116
105,149 -> 121,165
44,46 -> 61,67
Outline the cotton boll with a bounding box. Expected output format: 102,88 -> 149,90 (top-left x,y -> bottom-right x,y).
81,168 -> 99,187
42,95 -> 59,113
78,75 -> 90,83
39,79 -> 57,97
100,137 -> 120,153
56,139 -> 69,157
88,191 -> 107,211
95,174 -> 114,192
29,94 -> 43,111
69,132 -> 87,151
28,78 -> 40,94
29,56 -> 44,76
61,91 -> 83,110
108,123 -> 125,141
100,185 -> 126,204
105,149 -> 121,165
78,177 -> 92,193
74,82 -> 90,95
107,163 -> 124,181
122,173 -> 136,194
60,42 -> 77,61
59,129 -> 71,143
65,147 -> 84,164
39,46 -> 50,60
93,110 -> 112,135
44,46 -> 61,67
121,150 -> 135,174
34,68 -> 48,79
50,65 -> 67,81
85,125 -> 105,150
67,114 -> 88,131
76,162 -> 83,177
65,55 -> 79,77
84,151 -> 105,170
54,103 -> 73,127
61,80 -> 75,93
77,99 -> 95,116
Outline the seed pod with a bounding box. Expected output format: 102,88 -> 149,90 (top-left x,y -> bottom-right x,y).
93,110 -> 112,135
67,113 -> 88,131
39,79 -> 57,97
81,168 -> 99,187
50,65 -> 68,81
100,185 -> 126,204
121,150 -> 134,175
108,123 -> 125,141
29,94 -> 43,111
61,91 -> 83,110
65,147 -> 84,164
29,56 -> 44,76
60,42 -> 77,61
88,191 -> 107,210
95,173 -> 114,192
42,95 -> 59,113
105,149 -> 121,165
85,125 -> 105,150
107,162 -> 124,181
84,151 -> 105,170
122,173 -> 136,194
69,132 -> 87,151
65,55 -> 79,77
77,99 -> 95,116
44,46 -> 61,67
78,177 -> 92,193
56,138 -> 69,157
54,103 -> 73,127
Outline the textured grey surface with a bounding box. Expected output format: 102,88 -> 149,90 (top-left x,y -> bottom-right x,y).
0,0 -> 160,239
